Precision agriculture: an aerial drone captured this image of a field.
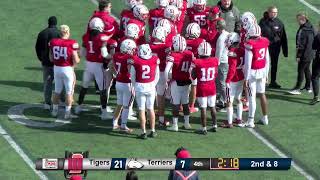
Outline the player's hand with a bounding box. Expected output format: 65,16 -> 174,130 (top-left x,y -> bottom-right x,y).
226,83 -> 231,89
244,80 -> 249,89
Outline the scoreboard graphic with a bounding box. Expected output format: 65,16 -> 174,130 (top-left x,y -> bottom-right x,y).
35,151 -> 292,179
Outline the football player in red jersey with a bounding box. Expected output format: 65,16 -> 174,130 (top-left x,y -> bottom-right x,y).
149,0 -> 169,34
163,5 -> 180,47
185,0 -> 210,38
207,6 -> 223,55
88,0 -> 119,39
185,23 -> 204,113
129,44 -> 160,139
129,4 -> 149,45
224,33 -> 245,128
149,26 -> 171,127
244,24 -> 270,128
75,18 -> 112,120
165,35 -> 194,132
49,25 -> 80,119
190,41 -> 218,135
170,0 -> 187,33
112,39 -> 137,133
120,0 -> 137,38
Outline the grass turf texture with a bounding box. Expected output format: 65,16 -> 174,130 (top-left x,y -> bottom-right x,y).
0,0 -> 319,179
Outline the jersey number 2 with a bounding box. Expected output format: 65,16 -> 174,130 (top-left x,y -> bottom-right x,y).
142,65 -> 150,79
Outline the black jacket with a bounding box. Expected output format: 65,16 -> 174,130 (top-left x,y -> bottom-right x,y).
259,12 -> 288,57
296,20 -> 315,61
35,25 -> 60,66
312,32 -> 320,54
217,1 -> 241,33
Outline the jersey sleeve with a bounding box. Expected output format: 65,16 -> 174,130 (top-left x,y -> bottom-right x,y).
226,56 -> 237,83
72,41 -> 79,50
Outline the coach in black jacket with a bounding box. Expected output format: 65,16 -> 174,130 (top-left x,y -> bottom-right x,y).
289,13 -> 315,95
259,6 -> 288,89
310,24 -> 320,105
35,16 -> 60,108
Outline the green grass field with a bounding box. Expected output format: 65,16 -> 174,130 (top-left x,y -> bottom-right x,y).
0,0 -> 319,179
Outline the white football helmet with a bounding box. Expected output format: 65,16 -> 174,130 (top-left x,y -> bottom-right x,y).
241,12 -> 257,30
157,19 -> 171,35
193,0 -> 206,12
138,44 -> 153,59
225,32 -> 240,47
152,26 -> 167,42
172,35 -> 187,52
170,0 -> 183,9
124,0 -> 137,8
164,5 -> 179,22
156,0 -> 169,8
125,23 -> 140,39
198,41 -> 212,57
133,4 -> 149,21
246,24 -> 261,38
120,39 -> 137,55
89,17 -> 104,32
185,23 -> 201,39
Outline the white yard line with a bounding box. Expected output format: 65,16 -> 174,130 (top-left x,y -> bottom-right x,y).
0,125 -> 48,180
298,0 -> 320,15
247,129 -> 314,180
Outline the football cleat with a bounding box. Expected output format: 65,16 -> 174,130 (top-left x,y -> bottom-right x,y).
51,108 -> 58,118
159,119 -> 170,127
244,119 -> 255,128
260,117 -> 269,125
148,131 -> 158,138
288,89 -> 301,95
183,123 -> 192,129
234,118 -> 245,127
209,125 -> 217,132
167,124 -> 179,132
195,129 -> 207,135
106,106 -> 113,113
120,126 -> 133,134
74,105 -> 83,115
112,124 -> 120,130
138,133 -> 148,139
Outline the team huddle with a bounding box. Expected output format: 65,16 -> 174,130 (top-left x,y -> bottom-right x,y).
48,0 -> 270,139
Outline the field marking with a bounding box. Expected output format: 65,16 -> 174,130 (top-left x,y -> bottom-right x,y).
0,125 -> 48,180
298,0 -> 320,15
248,129 -> 314,180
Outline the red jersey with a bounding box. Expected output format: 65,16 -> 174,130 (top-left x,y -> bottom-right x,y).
207,17 -> 224,55
149,8 -> 165,33
226,47 -> 245,83
192,57 -> 218,97
82,33 -> 110,63
245,37 -> 269,70
120,9 -> 135,37
186,38 -> 204,58
113,52 -> 132,83
186,7 -> 210,37
166,20 -> 178,47
131,55 -> 160,83
167,50 -> 194,81
88,11 -> 118,37
150,42 -> 171,72
176,0 -> 188,33
49,38 -> 79,67
128,18 -> 146,45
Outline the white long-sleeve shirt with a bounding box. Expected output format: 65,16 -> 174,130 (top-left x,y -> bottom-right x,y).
215,30 -> 230,64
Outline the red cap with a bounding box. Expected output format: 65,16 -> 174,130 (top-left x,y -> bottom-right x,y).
176,150 -> 191,158
211,6 -> 220,15
70,175 -> 83,180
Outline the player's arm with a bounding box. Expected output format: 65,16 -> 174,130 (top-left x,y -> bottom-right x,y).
154,58 -> 160,84
130,65 -> 136,85
215,35 -> 224,65
265,48 -> 270,80
244,47 -> 253,88
164,56 -> 174,82
189,62 -> 196,80
226,53 -> 237,84
72,50 -> 80,65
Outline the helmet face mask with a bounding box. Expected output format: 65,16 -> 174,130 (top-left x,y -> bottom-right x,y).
225,32 -> 240,48
152,26 -> 167,43
157,19 -> 171,35
164,5 -> 179,22
133,4 -> 149,21
246,24 -> 261,39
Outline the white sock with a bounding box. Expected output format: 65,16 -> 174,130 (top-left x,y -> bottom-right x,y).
173,117 -> 178,126
112,119 -> 118,127
65,105 -> 71,112
184,115 -> 190,124
53,104 -> 58,111
212,124 -> 217,128
121,108 -> 129,128
236,103 -> 243,120
159,116 -> 164,123
202,126 -> 207,131
227,106 -> 233,125
142,129 -> 146,134
151,128 -> 155,132
248,96 -> 256,119
248,117 -> 254,124
263,115 -> 268,120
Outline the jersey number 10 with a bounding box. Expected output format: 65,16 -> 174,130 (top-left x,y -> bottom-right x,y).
200,67 -> 215,81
